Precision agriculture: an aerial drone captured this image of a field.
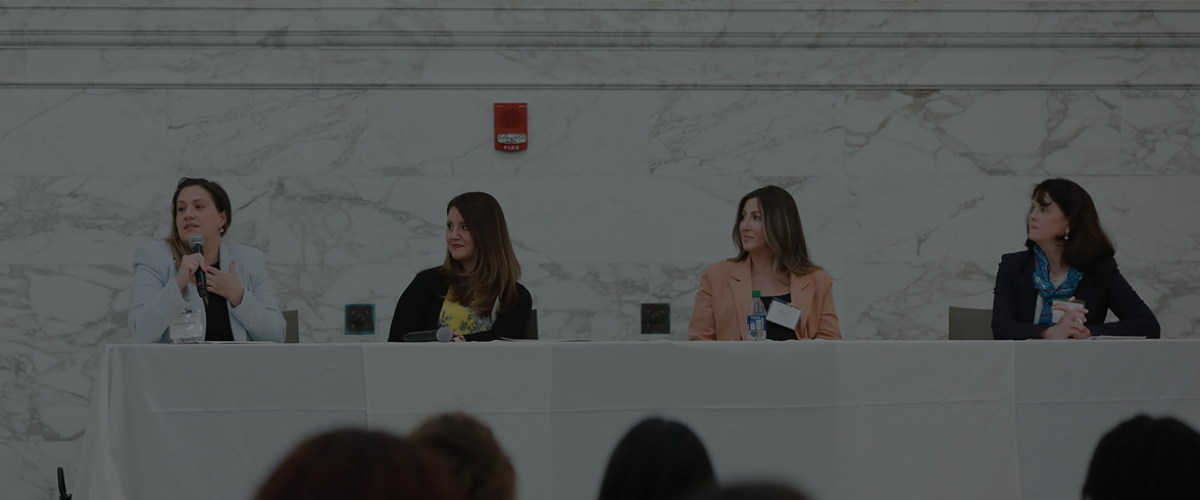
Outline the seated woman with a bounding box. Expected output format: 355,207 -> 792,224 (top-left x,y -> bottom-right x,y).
991,178 -> 1159,340
128,178 -> 286,343
388,192 -> 532,342
688,186 -> 840,340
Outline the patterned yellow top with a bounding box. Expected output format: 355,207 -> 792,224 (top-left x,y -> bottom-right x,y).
438,297 -> 495,335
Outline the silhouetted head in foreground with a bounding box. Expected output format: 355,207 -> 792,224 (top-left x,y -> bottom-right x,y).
598,417 -> 717,500
255,428 -> 466,500
1082,414 -> 1200,500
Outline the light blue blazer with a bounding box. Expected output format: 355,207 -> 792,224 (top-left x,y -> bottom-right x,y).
128,240 -> 286,343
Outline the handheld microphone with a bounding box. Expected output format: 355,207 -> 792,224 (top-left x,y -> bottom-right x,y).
188,234 -> 207,298
402,327 -> 454,343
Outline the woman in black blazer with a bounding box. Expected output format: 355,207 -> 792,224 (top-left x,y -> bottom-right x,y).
388,192 -> 532,342
992,179 -> 1159,340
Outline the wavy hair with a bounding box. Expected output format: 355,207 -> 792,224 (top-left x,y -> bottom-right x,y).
729,186 -> 820,284
440,192 -> 522,315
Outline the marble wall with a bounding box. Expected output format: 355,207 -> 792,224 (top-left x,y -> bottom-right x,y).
2,1 -> 1199,499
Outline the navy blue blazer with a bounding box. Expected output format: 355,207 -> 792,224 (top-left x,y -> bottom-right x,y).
991,249 -> 1160,340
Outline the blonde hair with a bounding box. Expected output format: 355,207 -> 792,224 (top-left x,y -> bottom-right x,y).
440,192 -> 522,315
729,185 -> 820,284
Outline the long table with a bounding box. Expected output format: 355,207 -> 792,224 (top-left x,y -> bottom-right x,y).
74,340 -> 1200,500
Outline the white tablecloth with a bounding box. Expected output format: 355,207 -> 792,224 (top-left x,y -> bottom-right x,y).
75,340 -> 1200,500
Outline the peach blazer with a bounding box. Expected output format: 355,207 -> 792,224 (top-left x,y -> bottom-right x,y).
688,259 -> 840,341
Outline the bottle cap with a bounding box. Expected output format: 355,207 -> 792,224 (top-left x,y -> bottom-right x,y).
752,290 -> 761,297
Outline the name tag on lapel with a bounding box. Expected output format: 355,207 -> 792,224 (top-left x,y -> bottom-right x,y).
766,298 -> 802,329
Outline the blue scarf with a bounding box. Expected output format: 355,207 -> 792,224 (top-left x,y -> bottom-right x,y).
1032,246 -> 1082,325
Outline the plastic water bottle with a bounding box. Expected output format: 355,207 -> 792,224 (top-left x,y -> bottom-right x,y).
747,290 -> 767,341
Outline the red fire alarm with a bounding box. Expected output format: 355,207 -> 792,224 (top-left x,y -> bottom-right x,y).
495,103 -> 527,152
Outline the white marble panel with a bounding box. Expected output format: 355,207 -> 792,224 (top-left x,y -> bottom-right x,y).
846,90 -> 1123,176
0,265 -> 134,351
0,351 -> 99,500
0,177 -> 272,266
167,90 -> 370,175
1121,90 -> 1200,174
0,50 -> 23,82
1081,176 -> 1200,263
1121,262 -> 1200,340
359,90 -> 651,176
841,262 -> 1002,340
13,45 -> 1199,88
524,262 -> 704,341
25,48 -> 319,85
268,264 -> 415,343
649,90 -> 844,176
270,176 -> 731,265
0,90 -> 168,176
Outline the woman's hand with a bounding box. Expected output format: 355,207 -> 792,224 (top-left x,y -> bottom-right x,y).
1049,302 -> 1091,339
450,332 -> 466,343
175,253 -> 209,292
205,260 -> 246,306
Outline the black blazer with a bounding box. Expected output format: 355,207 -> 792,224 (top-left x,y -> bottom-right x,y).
991,249 -> 1159,340
387,267 -> 532,342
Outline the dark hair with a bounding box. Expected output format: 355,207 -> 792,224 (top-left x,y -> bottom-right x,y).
410,413 -> 516,500
730,186 -> 820,284
1082,415 -> 1200,500
254,429 -> 467,500
441,192 -> 522,316
166,177 -> 233,270
689,483 -> 811,500
597,417 -> 716,500
1025,178 -> 1114,270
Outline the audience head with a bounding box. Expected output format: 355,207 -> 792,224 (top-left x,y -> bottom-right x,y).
254,428 -> 466,500
1081,414 -> 1200,500
441,192 -> 522,314
690,483 -> 811,500
1025,178 -> 1114,268
167,177 -> 232,268
409,412 -> 517,500
598,417 -> 716,500
730,186 -> 819,283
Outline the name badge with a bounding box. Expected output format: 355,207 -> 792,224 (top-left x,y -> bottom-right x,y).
766,299 -> 802,330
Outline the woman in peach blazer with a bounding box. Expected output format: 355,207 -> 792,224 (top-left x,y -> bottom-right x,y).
689,186 -> 840,341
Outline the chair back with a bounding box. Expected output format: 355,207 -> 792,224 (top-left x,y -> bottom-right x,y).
283,310 -> 299,343
525,309 -> 539,340
948,307 -> 993,340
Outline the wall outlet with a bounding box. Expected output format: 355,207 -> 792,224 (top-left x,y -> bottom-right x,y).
345,304 -> 375,335
641,303 -> 670,334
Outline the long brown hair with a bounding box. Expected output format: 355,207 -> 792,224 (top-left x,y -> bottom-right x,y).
165,178 -> 232,270
729,186 -> 820,284
1025,178 -> 1115,270
440,192 -> 522,315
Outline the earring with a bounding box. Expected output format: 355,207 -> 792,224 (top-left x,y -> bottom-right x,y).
1064,228 -> 1069,241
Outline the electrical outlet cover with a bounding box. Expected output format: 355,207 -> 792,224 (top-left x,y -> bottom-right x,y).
345,304 -> 375,335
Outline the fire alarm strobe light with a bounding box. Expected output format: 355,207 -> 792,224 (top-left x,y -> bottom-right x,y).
494,103 -> 528,152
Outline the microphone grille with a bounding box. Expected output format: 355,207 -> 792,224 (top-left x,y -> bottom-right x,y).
189,234 -> 205,247
436,327 -> 453,343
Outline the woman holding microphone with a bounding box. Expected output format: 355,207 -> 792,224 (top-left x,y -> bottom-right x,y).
128,178 -> 285,343
991,178 -> 1159,340
388,192 -> 532,342
689,186 -> 840,341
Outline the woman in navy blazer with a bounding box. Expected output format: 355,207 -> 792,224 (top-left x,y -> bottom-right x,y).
991,179 -> 1159,340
